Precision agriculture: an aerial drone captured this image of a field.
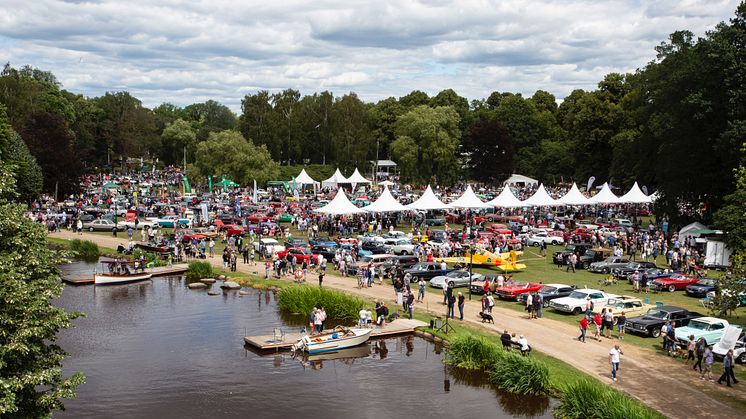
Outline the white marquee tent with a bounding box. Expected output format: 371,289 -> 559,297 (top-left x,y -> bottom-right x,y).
618,182 -> 652,204
292,168 -> 318,186
486,187 -> 524,208
363,186 -> 409,213
321,168 -> 349,188
313,189 -> 365,215
406,185 -> 450,210
589,182 -> 621,204
503,174 -> 539,186
523,184 -> 561,207
558,183 -> 590,206
346,168 -> 372,190
448,185 -> 492,208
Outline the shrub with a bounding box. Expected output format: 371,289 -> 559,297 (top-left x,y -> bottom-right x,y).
445,335 -> 503,370
488,351 -> 551,396
276,285 -> 364,322
69,239 -> 99,260
186,261 -> 213,281
555,379 -> 664,419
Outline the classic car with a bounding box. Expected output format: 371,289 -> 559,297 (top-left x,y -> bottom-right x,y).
624,306 -> 704,337
571,228 -> 595,241
247,213 -> 273,223
404,262 -> 455,280
429,270 -> 484,289
276,247 -> 320,265
526,232 -> 564,247
612,261 -> 657,278
83,219 -> 124,232
516,283 -> 576,306
253,238 -> 285,255
578,248 -> 613,269
652,273 -> 699,292
310,245 -> 337,262
685,278 -> 720,297
284,238 -> 309,249
276,213 -> 295,223
382,255 -> 421,279
625,267 -> 667,284
553,243 -> 593,266
152,215 -> 190,228
549,289 -> 619,315
309,236 -> 337,247
588,256 -> 630,274
598,296 -> 654,321
223,224 -> 245,237
675,317 -> 741,347
494,282 -> 543,300
385,239 -> 416,255
713,328 -> 746,364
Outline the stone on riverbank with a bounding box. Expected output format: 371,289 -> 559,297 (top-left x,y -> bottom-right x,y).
217,275 -> 226,280
221,281 -> 241,290
188,282 -> 207,289
200,278 -> 216,284
207,290 -> 220,296
239,290 -> 249,296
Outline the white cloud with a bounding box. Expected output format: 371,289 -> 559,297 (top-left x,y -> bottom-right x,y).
0,0 -> 739,111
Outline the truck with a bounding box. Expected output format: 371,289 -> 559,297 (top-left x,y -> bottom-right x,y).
624,306 -> 704,338
674,317 -> 742,347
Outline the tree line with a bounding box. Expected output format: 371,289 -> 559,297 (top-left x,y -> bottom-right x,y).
0,3 -> 744,225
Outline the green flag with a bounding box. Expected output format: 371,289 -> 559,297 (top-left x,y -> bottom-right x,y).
208,175 -> 213,192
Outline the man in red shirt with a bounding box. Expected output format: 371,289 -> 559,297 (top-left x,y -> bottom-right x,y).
578,317 -> 589,343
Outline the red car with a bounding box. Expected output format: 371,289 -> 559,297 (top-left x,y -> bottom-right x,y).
572,228 -> 594,240
247,213 -> 272,223
494,282 -> 543,300
224,225 -> 245,237
276,247 -> 319,264
652,274 -> 699,292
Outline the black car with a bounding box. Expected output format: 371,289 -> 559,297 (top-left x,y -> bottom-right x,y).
624,306 -> 704,338
685,278 -> 719,297
284,238 -> 309,249
361,241 -> 388,254
311,245 -> 337,262
383,255 -> 421,280
578,248 -> 611,269
553,243 -> 593,266
612,261 -> 658,278
516,284 -> 576,306
404,262 -> 455,280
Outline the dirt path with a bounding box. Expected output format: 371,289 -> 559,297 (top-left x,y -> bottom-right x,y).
52,231 -> 745,419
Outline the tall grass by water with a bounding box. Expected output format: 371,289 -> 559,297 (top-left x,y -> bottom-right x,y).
186,261 -> 213,281
276,285 -> 365,322
555,379 -> 665,419
445,335 -> 502,370
69,239 -> 100,259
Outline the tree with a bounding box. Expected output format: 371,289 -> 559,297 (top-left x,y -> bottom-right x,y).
398,90 -> 430,109
193,130 -> 280,186
4,131 -> 42,202
239,91 -> 275,158
160,119 -> 196,166
391,105 -> 461,185
183,100 -> 236,140
93,92 -> 157,159
463,116 -> 514,183
330,93 -> 373,169
368,97 -> 403,160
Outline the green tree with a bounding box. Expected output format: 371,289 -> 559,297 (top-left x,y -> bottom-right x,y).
160,119 -> 197,166
238,91 -> 276,158
5,131 -> 42,202
391,105 -> 460,185
330,93 -> 372,169
463,115 -> 514,183
193,130 -> 279,186
93,92 -> 157,159
398,90 -> 430,109
367,97 -> 403,160
183,100 -> 236,140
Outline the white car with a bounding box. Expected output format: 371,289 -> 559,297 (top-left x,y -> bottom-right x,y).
429,270 -> 484,289
117,219 -> 157,230
387,239 -> 416,255
713,326 -> 746,364
82,219 -> 124,232
526,232 -> 565,247
549,289 -> 619,315
254,238 -> 285,256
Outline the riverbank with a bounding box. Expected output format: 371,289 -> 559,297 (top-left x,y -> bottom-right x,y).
49,230 -> 745,418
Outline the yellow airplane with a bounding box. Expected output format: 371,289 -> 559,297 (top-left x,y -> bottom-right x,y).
437,248 -> 526,271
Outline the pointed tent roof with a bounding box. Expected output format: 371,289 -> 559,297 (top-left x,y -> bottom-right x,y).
293,168 -> 317,185
321,168 -> 349,188
487,187 -> 525,208
363,186 -> 409,213
589,182 -> 621,204
448,185 -> 493,208
378,180 -> 395,187
346,168 -> 371,184
618,182 -> 652,204
523,184 -> 561,207
406,185 -> 450,210
313,189 -> 365,215
558,183 -> 590,206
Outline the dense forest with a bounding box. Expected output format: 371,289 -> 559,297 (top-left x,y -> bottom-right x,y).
0,3 -> 744,225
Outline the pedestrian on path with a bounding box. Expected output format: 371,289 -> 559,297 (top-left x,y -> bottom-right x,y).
417,278 -> 425,302
702,345 -> 714,381
457,292 -> 465,320
209,238 -> 215,257
609,343 -> 623,382
579,316 -> 588,342
318,270 -> 324,288
593,312 -> 602,341
693,337 -> 705,373
717,349 -> 739,387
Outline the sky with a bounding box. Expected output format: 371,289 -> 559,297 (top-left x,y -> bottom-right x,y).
0,0 -> 740,112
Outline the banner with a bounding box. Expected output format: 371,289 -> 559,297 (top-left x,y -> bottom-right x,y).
235,197 -> 242,216
641,185 -> 648,195
586,176 -> 596,192
208,175 -> 213,193
200,202 -> 209,223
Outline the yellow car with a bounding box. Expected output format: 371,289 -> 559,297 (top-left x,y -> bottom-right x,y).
600,296 -> 654,322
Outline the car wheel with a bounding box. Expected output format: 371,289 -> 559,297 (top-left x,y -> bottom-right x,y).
543,300 -> 550,308
89,227 -> 95,232
448,281 -> 455,288
668,285 -> 676,292
738,353 -> 746,364
603,268 -> 609,274
651,328 -> 660,338
551,240 -> 558,245
533,242 -> 540,247
572,307 -> 582,315
583,262 -> 590,269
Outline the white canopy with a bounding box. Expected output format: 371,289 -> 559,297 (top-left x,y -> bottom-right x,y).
406,185 -> 450,210
618,182 -> 652,204
448,185 -> 492,209
523,184 -> 561,207
589,182 -> 621,204
378,180 -> 395,187
558,183 -> 590,206
503,173 -> 539,186
363,186 -> 409,213
487,187 -> 525,208
346,168 -> 371,184
292,168 -> 318,185
313,189 -> 365,215
321,168 -> 349,188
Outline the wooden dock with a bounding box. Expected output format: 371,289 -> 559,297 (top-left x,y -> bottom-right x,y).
62,264 -> 189,285
243,318 -> 427,350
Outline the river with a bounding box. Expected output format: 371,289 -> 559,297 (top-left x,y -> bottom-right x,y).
55,261 -> 553,418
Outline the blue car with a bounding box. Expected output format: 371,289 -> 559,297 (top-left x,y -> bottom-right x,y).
686,278 -> 719,297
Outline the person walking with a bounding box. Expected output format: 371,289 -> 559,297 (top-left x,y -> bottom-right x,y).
318,270 -> 324,288
417,278 -> 426,302
487,293 -> 495,313
617,311 -> 627,339
447,292 -> 456,319
457,292 -> 465,321
209,238 -> 215,257
593,312 -> 603,341
685,335 -> 696,365
407,292 -> 415,320
609,343 -> 623,382
534,293 -> 543,318
76,219 -> 83,235
717,349 -> 738,387
579,316 -> 588,343
526,292 -> 534,319
693,337 -> 705,373
604,308 -> 614,339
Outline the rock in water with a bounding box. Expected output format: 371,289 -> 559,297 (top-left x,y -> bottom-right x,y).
221,281 -> 241,290
200,278 -> 216,284
188,282 -> 207,289
238,290 -> 249,296
207,290 -> 221,296
217,275 -> 226,280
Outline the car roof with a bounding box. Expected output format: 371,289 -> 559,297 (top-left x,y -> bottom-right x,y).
687,317 -> 722,324
545,283 -> 571,288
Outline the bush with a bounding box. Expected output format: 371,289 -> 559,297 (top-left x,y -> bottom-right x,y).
445,335 -> 503,370
276,285 -> 364,322
489,351 -> 551,396
69,239 -> 99,259
555,379 -> 664,419
186,261 -> 213,281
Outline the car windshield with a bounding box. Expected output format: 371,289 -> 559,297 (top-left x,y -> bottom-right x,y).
539,286 -> 557,293
360,256 -> 374,263
413,264 -> 428,271
447,271 -> 466,278
686,320 -> 710,330
568,291 -> 589,299
698,279 -> 717,286
644,309 -> 668,319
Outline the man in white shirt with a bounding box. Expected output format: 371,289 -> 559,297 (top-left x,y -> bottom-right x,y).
609,344 -> 623,382
518,335 -> 530,355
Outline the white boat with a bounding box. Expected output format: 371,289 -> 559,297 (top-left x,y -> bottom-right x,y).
94,259 -> 153,286
294,327 -> 372,354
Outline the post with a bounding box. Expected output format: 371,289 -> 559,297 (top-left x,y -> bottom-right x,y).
468,245 -> 473,300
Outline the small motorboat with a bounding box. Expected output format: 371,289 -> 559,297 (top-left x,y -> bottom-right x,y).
292,326 -> 372,354
94,259 -> 152,286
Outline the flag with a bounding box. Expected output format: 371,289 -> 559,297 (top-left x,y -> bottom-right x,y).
253,179 -> 257,203
586,176 -> 596,192
208,175 -> 213,193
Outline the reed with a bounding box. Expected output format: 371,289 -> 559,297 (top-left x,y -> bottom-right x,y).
276,285 -> 365,322
445,335 -> 503,370
488,351 -> 551,396
69,239 -> 100,259
555,379 -> 664,419
186,261 -> 213,281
